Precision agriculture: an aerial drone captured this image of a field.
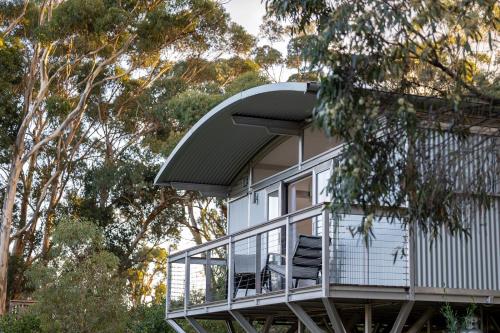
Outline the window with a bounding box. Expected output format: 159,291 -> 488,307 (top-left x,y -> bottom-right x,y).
287,176 -> 313,236
228,196 -> 248,234
253,136 -> 299,183
267,191 -> 280,220
303,126 -> 341,161
249,190 -> 266,226
287,176 -> 313,213
316,169 -> 331,203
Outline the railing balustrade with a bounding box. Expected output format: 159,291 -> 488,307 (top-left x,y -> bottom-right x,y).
166,203 -> 409,314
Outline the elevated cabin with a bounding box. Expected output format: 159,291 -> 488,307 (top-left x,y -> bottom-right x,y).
155,83 -> 500,333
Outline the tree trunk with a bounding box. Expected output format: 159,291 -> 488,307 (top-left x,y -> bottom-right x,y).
0,155 -> 23,314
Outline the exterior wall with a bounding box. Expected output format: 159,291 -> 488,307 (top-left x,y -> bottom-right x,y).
416,197 -> 500,290
415,130 -> 500,291
225,126 -> 500,291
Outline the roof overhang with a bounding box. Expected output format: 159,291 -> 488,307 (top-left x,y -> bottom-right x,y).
155,82 -> 498,196
154,82 -> 318,195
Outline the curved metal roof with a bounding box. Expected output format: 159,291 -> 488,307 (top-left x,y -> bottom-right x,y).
154,82 -> 317,194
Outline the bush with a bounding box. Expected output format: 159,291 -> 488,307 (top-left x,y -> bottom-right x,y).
0,313 -> 41,333
26,217 -> 128,333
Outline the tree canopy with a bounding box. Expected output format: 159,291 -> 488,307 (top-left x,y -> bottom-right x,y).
266,0 -> 500,241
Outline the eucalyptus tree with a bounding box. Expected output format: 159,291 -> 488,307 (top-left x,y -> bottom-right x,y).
0,0 -> 258,313
266,0 -> 500,240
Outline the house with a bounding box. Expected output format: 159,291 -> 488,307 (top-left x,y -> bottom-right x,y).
155,82 -> 500,333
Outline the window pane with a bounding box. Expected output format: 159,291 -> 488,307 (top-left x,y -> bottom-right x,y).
316,169 -> 331,203
228,196 -> 248,234
268,191 -> 280,220
303,126 -> 341,160
253,136 -> 299,183
250,189 -> 266,226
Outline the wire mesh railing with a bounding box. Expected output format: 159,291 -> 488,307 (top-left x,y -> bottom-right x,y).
166,204 -> 409,313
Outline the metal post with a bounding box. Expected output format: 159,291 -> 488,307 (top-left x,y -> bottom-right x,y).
225,320 -> 236,333
285,217 -> 292,297
322,209 -> 330,297
167,319 -> 188,333
322,298 -> 347,333
288,302 -> 326,333
255,233 -> 262,294
389,301 -> 414,333
228,237 -> 234,308
230,310 -> 259,333
365,304 -> 372,333
298,131 -> 304,170
409,223 -> 416,298
263,316 -> 274,333
166,260 -> 171,318
184,254 -> 190,314
205,250 -> 212,303
407,308 -> 434,333
186,317 -> 208,333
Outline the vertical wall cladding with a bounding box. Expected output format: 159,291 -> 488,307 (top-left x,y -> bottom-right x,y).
415,130 -> 500,290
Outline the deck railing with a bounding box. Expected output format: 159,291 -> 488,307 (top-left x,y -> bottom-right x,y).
166,204 -> 409,314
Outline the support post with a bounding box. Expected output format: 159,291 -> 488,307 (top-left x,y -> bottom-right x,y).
408,223 -> 416,299
185,317 -> 208,333
287,302 -> 326,333
167,319 -> 187,333
406,308 -> 434,333
322,298 -> 347,333
166,260 -> 172,318
285,217 -> 292,297
228,236 -> 234,307
225,320 -> 236,333
263,316 -> 274,333
286,323 -> 298,333
256,234 -> 262,294
389,301 -> 414,333
229,310 -> 258,333
364,304 -> 372,333
490,316 -> 500,332
205,251 -> 212,303
322,209 -> 330,296
184,254 -> 190,314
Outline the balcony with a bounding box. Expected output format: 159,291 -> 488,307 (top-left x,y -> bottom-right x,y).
166,203 -> 409,318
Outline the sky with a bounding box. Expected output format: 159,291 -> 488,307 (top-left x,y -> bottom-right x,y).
223,0 -> 291,81
223,0 -> 266,37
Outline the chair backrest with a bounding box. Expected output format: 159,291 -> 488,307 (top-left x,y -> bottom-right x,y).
234,254 -> 255,274
292,235 -> 323,269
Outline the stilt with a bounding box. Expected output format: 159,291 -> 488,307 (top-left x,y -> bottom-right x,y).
229,310 -> 258,333
389,301 -> 414,333
185,317 -> 208,333
166,319 -> 187,333
322,298 -> 347,333
288,302 -> 326,333
365,304 -> 372,333
407,308 -> 434,333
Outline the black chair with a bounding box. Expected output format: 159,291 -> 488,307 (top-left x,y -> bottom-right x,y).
262,234 -> 324,291
233,254 -> 256,297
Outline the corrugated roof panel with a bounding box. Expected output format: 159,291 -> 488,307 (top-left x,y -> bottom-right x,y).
155,83 -> 316,189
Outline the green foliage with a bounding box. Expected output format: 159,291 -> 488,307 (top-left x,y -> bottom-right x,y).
27,217 -> 128,333
0,40 -> 24,162
267,0 -> 500,240
223,71 -> 269,96
441,303 -> 478,333
0,313 -> 41,333
253,45 -> 283,68
129,302 -> 173,333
